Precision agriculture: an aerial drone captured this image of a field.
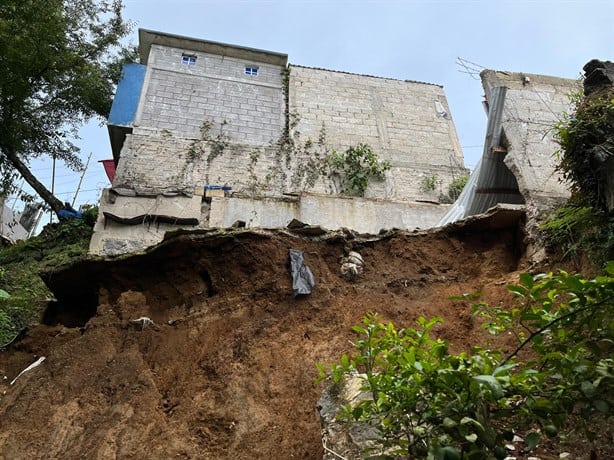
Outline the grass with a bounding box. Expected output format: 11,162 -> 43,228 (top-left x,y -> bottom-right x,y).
0,217 -> 94,347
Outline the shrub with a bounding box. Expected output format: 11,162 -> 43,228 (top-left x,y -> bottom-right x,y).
319,264 -> 614,459
553,87 -> 614,212
324,144 -> 391,196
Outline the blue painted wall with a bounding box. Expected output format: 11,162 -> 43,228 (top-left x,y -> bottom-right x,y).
108,63 -> 146,126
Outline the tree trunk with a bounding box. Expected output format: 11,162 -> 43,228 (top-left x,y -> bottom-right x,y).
2,147 -> 64,215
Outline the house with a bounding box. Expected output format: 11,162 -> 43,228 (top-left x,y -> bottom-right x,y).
90,29 -> 467,255
0,198 -> 42,245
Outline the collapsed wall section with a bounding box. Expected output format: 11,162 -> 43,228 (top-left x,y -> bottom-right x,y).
480,70 -> 579,209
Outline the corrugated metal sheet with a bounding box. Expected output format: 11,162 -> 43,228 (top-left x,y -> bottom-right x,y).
439,86 -> 524,226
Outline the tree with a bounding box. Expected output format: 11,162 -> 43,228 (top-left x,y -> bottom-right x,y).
0,0 -> 133,215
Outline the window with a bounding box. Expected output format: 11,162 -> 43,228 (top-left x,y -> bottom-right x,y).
244,66 -> 259,76
182,54 -> 197,65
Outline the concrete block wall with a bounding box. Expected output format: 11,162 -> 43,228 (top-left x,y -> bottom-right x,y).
288,65 -> 467,200
208,196 -> 298,229
112,127 -> 290,197
113,127 -> 207,194
92,32 -> 473,255
481,71 -> 579,208
136,44 -> 285,145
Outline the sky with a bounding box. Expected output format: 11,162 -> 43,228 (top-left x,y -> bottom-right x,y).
17,0 -> 614,223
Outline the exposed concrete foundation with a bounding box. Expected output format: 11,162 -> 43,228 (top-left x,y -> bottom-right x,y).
90,191 -> 449,255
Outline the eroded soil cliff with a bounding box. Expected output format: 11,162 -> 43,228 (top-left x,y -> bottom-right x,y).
0,223 -> 547,459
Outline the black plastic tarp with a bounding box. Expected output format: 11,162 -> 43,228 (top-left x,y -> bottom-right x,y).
289,249 -> 315,296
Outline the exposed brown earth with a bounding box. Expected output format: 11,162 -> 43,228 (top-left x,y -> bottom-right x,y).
0,222 -> 607,459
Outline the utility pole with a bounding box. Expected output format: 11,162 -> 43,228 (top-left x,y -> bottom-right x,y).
72,152 -> 92,208
50,154 -> 56,223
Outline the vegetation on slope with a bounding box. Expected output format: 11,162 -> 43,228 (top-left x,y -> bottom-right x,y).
0,213 -> 95,347
543,85 -> 614,265
320,267 -> 613,459
320,74 -> 614,459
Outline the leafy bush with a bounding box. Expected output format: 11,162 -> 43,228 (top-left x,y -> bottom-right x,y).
553,87 -> 614,212
81,204 -> 99,227
325,144 -> 391,196
540,205 -> 614,263
447,175 -> 469,201
420,175 -> 438,193
439,175 -> 470,204
320,314 -> 515,459
319,264 -> 614,459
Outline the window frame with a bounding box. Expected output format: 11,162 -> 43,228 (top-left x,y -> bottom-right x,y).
244,66 -> 259,76
181,54 -> 197,65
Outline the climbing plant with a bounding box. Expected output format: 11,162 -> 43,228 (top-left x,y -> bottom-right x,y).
324,143 -> 391,196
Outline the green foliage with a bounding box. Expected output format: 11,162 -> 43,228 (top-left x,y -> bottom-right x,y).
438,175 -> 470,204
320,266 -> 614,458
0,0 -> 132,210
81,204 -> 99,228
474,266 -> 614,427
541,205 -> 614,264
0,218 -> 93,345
0,296 -> 46,347
447,175 -> 469,202
324,144 -> 391,196
320,314 -> 516,458
420,175 -> 439,193
553,87 -> 614,212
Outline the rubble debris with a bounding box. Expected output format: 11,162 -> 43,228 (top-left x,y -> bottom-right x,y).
340,250 -> 364,280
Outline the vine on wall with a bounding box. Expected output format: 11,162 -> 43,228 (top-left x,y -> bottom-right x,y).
323,143 -> 391,197
184,64 -> 392,197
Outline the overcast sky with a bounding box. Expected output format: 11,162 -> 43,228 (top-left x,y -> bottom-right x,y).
22,0 -> 614,216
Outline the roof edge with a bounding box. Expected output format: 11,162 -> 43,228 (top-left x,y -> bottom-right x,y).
480,69 -> 580,90
139,29 -> 288,67
289,64 -> 443,87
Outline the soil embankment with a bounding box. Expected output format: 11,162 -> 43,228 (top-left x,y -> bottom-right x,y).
0,224 -> 524,459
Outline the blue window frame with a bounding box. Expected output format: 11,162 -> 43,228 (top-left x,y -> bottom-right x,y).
244,66 -> 259,76
182,54 -> 197,65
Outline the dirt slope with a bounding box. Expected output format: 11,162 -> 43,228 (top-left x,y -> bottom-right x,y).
0,225 -> 524,459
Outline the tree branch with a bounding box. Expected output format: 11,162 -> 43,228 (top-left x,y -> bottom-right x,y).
2,147 -> 63,215
501,296 -> 612,366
